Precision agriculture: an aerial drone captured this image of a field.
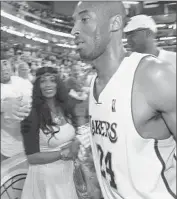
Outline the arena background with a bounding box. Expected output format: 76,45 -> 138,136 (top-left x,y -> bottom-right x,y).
1,1 -> 176,199
1,1 -> 176,77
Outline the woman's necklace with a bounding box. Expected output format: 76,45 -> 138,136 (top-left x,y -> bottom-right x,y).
51,109 -> 65,126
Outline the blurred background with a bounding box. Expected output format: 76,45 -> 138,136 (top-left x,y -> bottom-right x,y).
1,1 -> 176,79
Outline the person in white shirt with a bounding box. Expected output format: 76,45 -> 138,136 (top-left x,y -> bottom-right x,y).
124,14 -> 176,68
18,62 -> 34,86
1,57 -> 32,161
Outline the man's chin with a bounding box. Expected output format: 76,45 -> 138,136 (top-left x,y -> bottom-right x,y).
2,78 -> 11,84
78,52 -> 95,62
78,52 -> 89,61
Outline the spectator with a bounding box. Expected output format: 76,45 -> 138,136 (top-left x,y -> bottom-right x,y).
6,47 -> 15,57
18,62 -> 34,84
21,67 -> 79,199
1,55 -> 31,161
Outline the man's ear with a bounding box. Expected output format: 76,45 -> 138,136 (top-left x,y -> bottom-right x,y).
110,15 -> 122,32
146,29 -> 155,39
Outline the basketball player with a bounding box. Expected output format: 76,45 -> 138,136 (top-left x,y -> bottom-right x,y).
124,14 -> 176,68
71,1 -> 176,199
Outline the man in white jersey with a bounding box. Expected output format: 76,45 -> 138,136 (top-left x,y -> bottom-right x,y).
1,56 -> 32,161
124,15 -> 176,68
71,1 -> 176,199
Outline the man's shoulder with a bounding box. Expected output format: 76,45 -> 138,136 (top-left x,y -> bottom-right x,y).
138,55 -> 174,82
11,76 -> 24,83
159,49 -> 176,65
160,49 -> 176,56
23,78 -> 33,85
12,76 -> 32,84
135,55 -> 175,105
135,55 -> 174,96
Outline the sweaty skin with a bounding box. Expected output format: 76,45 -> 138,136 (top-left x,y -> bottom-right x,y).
130,56 -> 175,139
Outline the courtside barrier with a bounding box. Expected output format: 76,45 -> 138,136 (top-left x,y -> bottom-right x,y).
1,153 -> 29,199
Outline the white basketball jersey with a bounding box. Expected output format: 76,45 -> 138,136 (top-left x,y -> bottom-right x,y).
89,52 -> 176,199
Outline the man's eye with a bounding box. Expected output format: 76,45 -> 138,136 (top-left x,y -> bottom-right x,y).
81,17 -> 89,23
51,78 -> 55,82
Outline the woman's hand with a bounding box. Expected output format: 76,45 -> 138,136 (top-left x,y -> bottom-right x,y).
60,139 -> 80,161
76,132 -> 91,149
78,145 -> 88,162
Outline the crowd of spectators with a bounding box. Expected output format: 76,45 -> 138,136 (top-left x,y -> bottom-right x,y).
1,44 -> 100,199
2,46 -> 95,83
5,1 -> 73,33
1,45 -> 96,160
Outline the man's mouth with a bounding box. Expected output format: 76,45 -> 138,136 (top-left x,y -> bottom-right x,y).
3,73 -> 9,77
75,40 -> 85,49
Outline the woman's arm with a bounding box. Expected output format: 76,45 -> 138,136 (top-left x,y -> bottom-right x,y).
21,108 -> 68,165
27,151 -> 62,165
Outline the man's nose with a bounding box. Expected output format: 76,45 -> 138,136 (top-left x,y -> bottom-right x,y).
126,36 -> 132,44
71,22 -> 80,37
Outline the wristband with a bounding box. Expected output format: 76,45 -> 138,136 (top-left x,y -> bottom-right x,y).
77,123 -> 90,135
59,151 -> 64,160
60,150 -> 68,160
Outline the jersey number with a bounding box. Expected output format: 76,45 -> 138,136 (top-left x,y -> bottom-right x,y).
97,144 -> 117,189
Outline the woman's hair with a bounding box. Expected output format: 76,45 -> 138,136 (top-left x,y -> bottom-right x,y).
35,66 -> 73,123
22,67 -> 75,145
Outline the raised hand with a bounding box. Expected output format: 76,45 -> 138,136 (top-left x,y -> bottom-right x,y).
1,96 -> 31,121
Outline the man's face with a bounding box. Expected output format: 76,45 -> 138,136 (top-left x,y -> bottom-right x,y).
72,2 -> 110,61
1,60 -> 12,83
72,64 -> 82,78
18,63 -> 29,77
126,29 -> 148,53
7,48 -> 15,57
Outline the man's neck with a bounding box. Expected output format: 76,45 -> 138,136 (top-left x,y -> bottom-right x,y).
1,77 -> 12,84
19,74 -> 29,80
143,43 -> 160,57
92,42 -> 126,83
23,77 -> 29,80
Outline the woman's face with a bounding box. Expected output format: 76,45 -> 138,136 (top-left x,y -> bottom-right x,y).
40,74 -> 57,98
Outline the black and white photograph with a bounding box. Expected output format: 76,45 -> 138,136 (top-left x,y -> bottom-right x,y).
1,1 -> 176,199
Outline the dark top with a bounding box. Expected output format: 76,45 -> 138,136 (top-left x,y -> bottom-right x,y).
65,77 -> 82,92
21,108 -> 40,155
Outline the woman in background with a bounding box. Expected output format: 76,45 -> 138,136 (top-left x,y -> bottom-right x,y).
21,67 -> 79,199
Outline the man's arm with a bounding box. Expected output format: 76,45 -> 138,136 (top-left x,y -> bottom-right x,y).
142,57 -> 176,138
1,97 -> 31,120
